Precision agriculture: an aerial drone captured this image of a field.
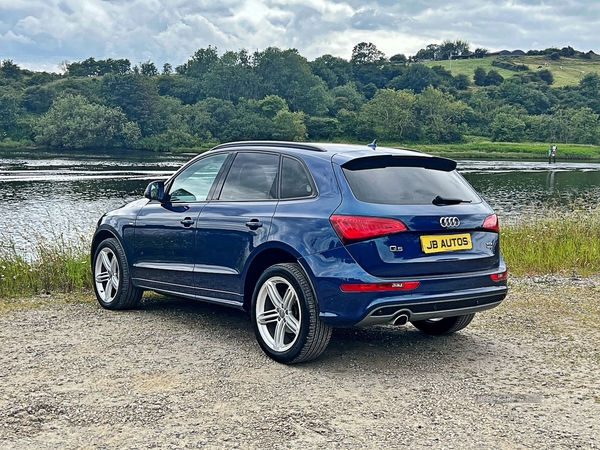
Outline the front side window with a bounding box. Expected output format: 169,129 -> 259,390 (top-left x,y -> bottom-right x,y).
219,152 -> 279,201
169,153 -> 228,202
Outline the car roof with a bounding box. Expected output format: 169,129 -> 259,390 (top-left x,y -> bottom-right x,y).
208,140 -> 432,164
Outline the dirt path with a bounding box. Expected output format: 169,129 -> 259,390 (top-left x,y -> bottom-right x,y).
1,277 -> 599,449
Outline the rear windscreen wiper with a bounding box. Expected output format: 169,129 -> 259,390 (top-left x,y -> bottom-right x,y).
432,195 -> 473,206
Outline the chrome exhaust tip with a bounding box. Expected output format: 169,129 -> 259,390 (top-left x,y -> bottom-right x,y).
392,314 -> 409,326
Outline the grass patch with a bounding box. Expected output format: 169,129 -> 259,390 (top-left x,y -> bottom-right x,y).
501,206 -> 600,276
0,138 -> 34,148
0,232 -> 91,300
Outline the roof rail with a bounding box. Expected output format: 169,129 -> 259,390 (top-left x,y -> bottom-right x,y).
211,141 -> 327,153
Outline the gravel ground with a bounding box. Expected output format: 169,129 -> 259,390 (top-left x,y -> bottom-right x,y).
1,276 -> 599,449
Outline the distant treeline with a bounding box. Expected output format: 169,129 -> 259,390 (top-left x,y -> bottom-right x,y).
1,41 -> 600,151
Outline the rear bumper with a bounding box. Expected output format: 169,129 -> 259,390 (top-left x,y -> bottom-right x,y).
354,287 -> 506,326
300,249 -> 508,327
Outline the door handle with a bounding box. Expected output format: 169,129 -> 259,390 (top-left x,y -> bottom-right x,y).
245,219 -> 263,230
180,217 -> 195,227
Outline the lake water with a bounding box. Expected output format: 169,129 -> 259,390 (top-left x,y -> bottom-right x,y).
1,148 -> 600,253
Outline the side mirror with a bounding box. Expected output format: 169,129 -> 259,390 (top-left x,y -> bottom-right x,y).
144,180 -> 167,202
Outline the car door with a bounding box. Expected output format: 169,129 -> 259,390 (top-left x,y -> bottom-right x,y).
194,152 -> 280,303
132,153 -> 230,296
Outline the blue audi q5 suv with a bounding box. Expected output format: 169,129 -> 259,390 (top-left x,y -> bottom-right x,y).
91,141 -> 508,363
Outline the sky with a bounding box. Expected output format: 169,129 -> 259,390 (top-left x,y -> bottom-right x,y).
1,0 -> 600,73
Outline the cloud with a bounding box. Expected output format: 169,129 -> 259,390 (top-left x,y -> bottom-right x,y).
0,29 -> 34,45
0,0 -> 599,71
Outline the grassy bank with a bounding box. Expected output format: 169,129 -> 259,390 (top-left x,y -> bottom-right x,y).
502,207 -> 600,276
412,139 -> 600,160
0,138 -> 34,149
1,207 -> 599,299
6,138 -> 600,159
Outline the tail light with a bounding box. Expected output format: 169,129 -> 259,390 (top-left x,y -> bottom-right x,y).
482,214 -> 499,232
330,215 -> 408,243
491,270 -> 508,282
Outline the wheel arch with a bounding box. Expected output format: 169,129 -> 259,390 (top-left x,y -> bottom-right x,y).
242,247 -> 299,312
90,228 -> 123,271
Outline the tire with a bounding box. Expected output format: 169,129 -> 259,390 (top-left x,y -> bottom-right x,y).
251,263 -> 332,364
411,313 -> 475,335
92,238 -> 142,310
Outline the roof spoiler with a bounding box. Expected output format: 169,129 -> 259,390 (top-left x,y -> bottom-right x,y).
342,155 -> 457,172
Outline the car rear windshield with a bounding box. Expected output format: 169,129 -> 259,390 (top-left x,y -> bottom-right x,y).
342,157 -> 481,205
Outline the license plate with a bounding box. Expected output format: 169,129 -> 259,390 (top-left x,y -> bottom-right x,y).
420,233 -> 472,254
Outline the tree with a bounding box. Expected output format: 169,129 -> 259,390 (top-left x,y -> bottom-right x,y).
272,110 -> 307,141
259,95 -> 288,118
490,113 -> 526,141
0,91 -> 23,137
389,54 -> 407,64
474,48 -> 490,58
453,74 -> 472,90
351,42 -> 386,66
389,64 -> 440,93
335,109 -> 359,137
156,74 -> 203,104
484,70 -> 504,86
202,49 -> 260,101
101,74 -> 165,136
358,89 -> 417,141
415,87 -> 470,143
538,69 -> 554,85
310,54 -> 352,89
162,63 -> 173,75
569,107 -> 600,143
34,94 -> 140,148
497,81 -> 551,114
305,117 -> 340,140
140,61 -> 158,76
1,60 -> 22,80
330,82 -> 366,113
414,44 -> 440,61
474,67 -> 487,86
439,39 -> 470,60
23,85 -> 57,114
253,47 -> 328,114
177,46 -> 220,78
66,58 -> 131,76
213,99 -> 275,142
545,107 -> 600,144
579,73 -> 600,97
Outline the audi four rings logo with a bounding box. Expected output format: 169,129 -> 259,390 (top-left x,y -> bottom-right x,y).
440,216 -> 460,228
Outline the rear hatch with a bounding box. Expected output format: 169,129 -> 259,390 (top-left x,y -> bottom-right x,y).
331,154 -> 500,278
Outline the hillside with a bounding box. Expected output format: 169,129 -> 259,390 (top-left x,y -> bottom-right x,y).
423,55 -> 600,87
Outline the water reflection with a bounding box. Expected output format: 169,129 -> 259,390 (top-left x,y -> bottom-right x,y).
0,148 -> 190,253
458,160 -> 600,220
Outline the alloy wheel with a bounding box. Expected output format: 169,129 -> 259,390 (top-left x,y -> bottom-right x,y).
94,247 -> 120,303
255,276 -> 302,352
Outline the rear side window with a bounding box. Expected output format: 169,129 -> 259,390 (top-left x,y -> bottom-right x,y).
342,159 -> 481,205
219,152 -> 279,201
281,157 -> 314,199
